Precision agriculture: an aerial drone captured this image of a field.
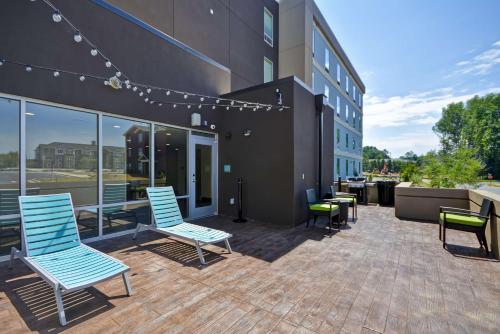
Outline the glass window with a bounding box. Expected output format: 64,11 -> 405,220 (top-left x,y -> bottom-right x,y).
353,86 -> 356,101
345,104 -> 349,121
346,160 -> 349,176
336,96 -> 340,116
154,125 -> 187,195
346,75 -> 349,94
26,103 -> 98,206
264,8 -> 273,46
359,162 -> 361,174
312,29 -> 315,57
345,133 -> 349,148
325,49 -> 330,72
336,63 -> 340,83
324,85 -> 329,102
353,111 -> 356,127
102,202 -> 150,235
102,116 -> 150,203
0,97 -> 20,255
353,139 -> 356,149
264,57 -> 273,83
336,158 -> 340,176
336,129 -> 340,144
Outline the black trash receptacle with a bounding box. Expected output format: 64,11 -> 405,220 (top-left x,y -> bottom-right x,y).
377,181 -> 398,206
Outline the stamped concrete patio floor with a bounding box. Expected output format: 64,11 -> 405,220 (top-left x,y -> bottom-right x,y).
1,205 -> 499,333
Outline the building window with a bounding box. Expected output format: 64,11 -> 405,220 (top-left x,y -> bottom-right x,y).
345,133 -> 349,148
345,104 -> 349,121
337,158 -> 340,176
312,29 -> 315,57
336,63 -> 340,83
264,8 -> 273,46
0,97 -> 20,255
264,57 -> 273,83
336,128 -> 340,143
336,96 -> 340,116
346,75 -> 349,94
353,139 -> 356,149
346,160 -> 349,176
359,93 -> 362,107
325,49 -> 330,72
353,86 -> 356,101
324,85 -> 329,102
353,111 -> 356,127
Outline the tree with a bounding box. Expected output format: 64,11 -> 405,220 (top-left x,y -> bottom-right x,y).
433,93 -> 500,177
400,151 -> 418,161
363,146 -> 390,160
422,148 -> 482,188
433,102 -> 466,153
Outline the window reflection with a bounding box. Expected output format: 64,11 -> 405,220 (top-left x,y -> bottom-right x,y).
102,202 -> 150,235
154,125 -> 187,195
0,98 -> 20,255
25,103 -> 98,206
102,116 -> 150,202
75,208 -> 99,239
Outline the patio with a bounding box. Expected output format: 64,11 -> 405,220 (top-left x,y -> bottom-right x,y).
1,205 -> 499,334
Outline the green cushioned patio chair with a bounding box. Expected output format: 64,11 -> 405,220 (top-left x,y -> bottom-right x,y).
439,198 -> 493,254
9,193 -> 132,326
306,188 -> 340,233
133,186 -> 232,265
330,185 -> 357,220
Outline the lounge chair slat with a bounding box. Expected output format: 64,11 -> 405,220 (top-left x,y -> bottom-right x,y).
20,194 -> 71,203
23,211 -> 74,223
25,217 -> 74,229
26,227 -> 78,243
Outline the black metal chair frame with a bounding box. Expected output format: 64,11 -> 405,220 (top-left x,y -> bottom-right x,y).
330,185 -> 357,220
439,198 -> 493,254
306,189 -> 340,233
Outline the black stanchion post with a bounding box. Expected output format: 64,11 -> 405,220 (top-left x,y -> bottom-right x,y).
233,177 -> 247,223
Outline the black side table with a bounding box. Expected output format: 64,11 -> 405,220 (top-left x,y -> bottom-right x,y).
325,199 -> 349,227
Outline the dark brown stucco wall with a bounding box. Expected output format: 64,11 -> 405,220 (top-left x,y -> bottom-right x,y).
0,0 -> 229,128
105,0 -> 279,91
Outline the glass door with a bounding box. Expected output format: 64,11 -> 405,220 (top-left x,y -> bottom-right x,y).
189,134 -> 217,218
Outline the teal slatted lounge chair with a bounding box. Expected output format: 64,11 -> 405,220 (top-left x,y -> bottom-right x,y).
9,193 -> 132,326
439,198 -> 493,254
133,186 -> 232,265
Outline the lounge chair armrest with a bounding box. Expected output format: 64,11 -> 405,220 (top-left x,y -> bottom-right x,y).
441,210 -> 488,219
439,207 -> 472,214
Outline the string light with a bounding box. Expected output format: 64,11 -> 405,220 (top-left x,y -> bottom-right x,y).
53,71 -> 60,77
198,104 -> 202,109
146,88 -> 151,94
183,94 -> 188,99
79,75 -> 85,82
212,106 -> 216,110
90,48 -> 98,56
132,86 -> 137,92
173,104 -> 177,108
166,90 -> 171,96
200,97 -> 204,102
73,31 -> 82,43
105,60 -> 112,68
187,105 -> 191,109
0,59 -> 4,66
231,101 -> 235,106
25,66 -> 32,72
52,11 -> 62,23
139,91 -> 144,96
144,97 -> 149,102
216,99 -> 220,104
116,71 -> 121,78
226,106 -> 230,110
124,80 -> 130,85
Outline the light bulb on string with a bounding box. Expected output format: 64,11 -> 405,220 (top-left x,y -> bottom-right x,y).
216,99 -> 220,104
0,59 -> 4,66
144,98 -> 149,102
158,103 -> 163,107
25,66 -> 32,72
139,91 -> 144,96
230,101 -> 235,106
90,48 -> 98,56
198,104 -> 202,109
166,90 -> 171,96
226,106 -> 230,110
150,100 -> 154,104
115,71 -> 121,78
79,75 -> 85,82
73,32 -> 82,43
124,80 -> 130,85
200,97 -> 204,102
173,104 -> 177,108
104,80 -> 109,86
126,84 -> 131,89
253,108 -> 256,111
239,107 -> 243,111
244,103 -> 247,107
183,94 -> 188,99
187,105 -> 191,109
105,60 -> 112,68
52,11 -> 62,23
132,86 -> 137,92
146,88 -> 151,94
212,106 -> 216,110
53,71 -> 60,77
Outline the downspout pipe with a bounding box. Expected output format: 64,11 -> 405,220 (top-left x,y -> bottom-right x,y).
315,94 -> 327,198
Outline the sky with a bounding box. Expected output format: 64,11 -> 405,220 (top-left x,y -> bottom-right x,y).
316,0 -> 500,158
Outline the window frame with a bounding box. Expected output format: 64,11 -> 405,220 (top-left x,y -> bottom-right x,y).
325,49 -> 330,72
264,7 -> 274,47
264,57 -> 274,83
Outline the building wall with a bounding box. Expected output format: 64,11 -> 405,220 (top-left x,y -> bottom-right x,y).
104,0 -> 279,91
280,0 -> 365,180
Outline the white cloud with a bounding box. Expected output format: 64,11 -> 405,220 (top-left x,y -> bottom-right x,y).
363,86 -> 500,130
362,86 -> 500,156
451,40 -> 500,76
